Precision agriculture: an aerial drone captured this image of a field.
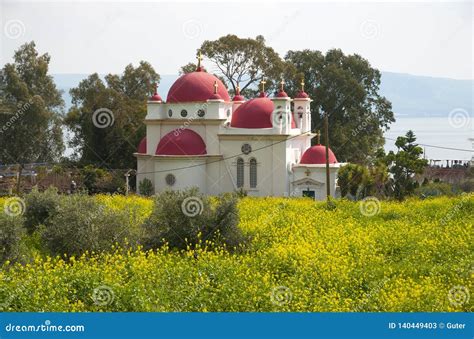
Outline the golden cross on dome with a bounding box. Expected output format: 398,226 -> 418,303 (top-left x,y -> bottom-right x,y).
236,83 -> 241,95
213,80 -> 218,94
196,51 -> 203,68
300,77 -> 305,92
280,79 -> 285,91
260,77 -> 267,92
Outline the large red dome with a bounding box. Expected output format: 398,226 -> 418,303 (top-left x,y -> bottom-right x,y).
156,129 -> 207,155
166,71 -> 230,103
230,97 -> 274,128
300,144 -> 337,164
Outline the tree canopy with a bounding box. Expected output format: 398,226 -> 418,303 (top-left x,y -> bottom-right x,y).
284,49 -> 395,163
65,62 -> 159,169
181,35 -> 286,96
0,42 -> 64,189
383,130 -> 428,200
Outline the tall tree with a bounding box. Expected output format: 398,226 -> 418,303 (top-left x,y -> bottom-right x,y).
181,35 -> 285,96
285,49 -> 395,163
65,62 -> 159,169
0,42 -> 64,192
384,130 -> 428,200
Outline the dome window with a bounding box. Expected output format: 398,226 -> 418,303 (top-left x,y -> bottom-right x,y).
168,109 -> 173,117
181,109 -> 188,117
197,109 -> 205,117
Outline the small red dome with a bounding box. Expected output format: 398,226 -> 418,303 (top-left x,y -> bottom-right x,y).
295,90 -> 309,99
232,86 -> 245,101
208,93 -> 222,101
230,97 -> 274,129
156,129 -> 207,155
300,144 -> 337,164
137,137 -> 147,153
276,90 -> 289,98
149,84 -> 162,102
167,72 -> 230,103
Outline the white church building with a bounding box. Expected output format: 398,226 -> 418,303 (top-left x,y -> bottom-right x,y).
135,59 -> 342,200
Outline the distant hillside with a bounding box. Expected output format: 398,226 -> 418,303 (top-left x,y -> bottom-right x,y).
54,72 -> 473,118
379,72 -> 473,118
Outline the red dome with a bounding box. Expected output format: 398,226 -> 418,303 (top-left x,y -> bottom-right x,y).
156,129 -> 207,155
276,90 -> 289,98
300,144 -> 337,164
230,97 -> 274,129
295,90 -> 309,99
137,137 -> 147,153
149,84 -> 162,101
167,71 -> 230,103
208,93 -> 222,101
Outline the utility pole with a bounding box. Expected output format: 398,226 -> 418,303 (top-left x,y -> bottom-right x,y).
324,110 -> 330,201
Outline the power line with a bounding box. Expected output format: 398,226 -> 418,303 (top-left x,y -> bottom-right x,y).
384,137 -> 473,153
136,134 -> 473,175
136,130 -> 312,175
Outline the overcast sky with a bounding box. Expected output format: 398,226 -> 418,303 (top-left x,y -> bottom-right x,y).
0,1 -> 472,79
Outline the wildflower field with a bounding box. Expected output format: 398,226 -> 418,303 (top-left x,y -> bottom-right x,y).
0,194 -> 472,312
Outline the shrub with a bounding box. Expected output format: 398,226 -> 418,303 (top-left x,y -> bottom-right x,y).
337,163 -> 370,198
138,178 -> 154,196
41,194 -> 135,256
0,212 -> 24,264
142,188 -> 244,251
80,165 -> 124,194
415,182 -> 456,197
24,187 -> 60,234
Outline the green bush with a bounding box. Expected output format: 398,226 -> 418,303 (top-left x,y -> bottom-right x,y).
80,165 -> 124,194
0,212 -> 24,264
138,178 -> 154,196
24,187 -> 60,234
142,188 -> 244,251
415,182 -> 456,198
41,194 -> 135,256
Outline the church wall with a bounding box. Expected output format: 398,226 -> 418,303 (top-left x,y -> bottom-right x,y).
136,157 -> 155,192
153,158 -> 207,193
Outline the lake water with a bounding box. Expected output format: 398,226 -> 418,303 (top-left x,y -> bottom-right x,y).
383,117 -> 473,161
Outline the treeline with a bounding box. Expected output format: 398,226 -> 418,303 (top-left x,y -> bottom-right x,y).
0,37 -> 394,172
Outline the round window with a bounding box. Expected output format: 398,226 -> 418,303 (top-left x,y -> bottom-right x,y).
168,109 -> 173,117
181,109 -> 188,117
165,173 -> 176,186
197,109 -> 205,117
241,143 -> 252,155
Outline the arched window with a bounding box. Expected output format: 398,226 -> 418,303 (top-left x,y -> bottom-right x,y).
249,158 -> 257,188
236,158 -> 244,188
